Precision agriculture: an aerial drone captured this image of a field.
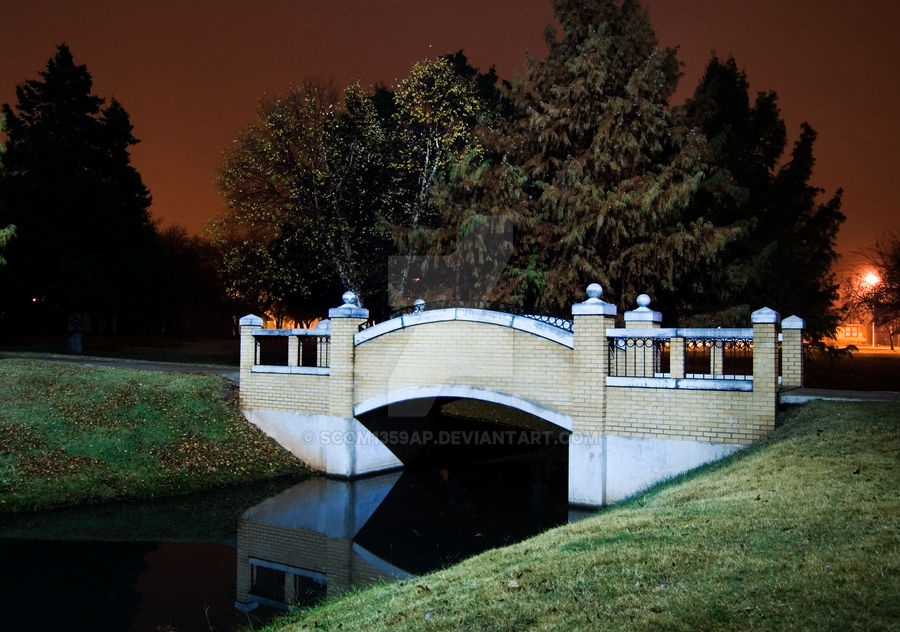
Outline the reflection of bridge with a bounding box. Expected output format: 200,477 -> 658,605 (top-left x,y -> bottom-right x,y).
234,473 -> 409,610
239,285 -> 805,506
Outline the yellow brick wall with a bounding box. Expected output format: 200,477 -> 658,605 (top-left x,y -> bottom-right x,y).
353,320 -> 574,419
605,386 -> 774,444
238,371 -> 330,414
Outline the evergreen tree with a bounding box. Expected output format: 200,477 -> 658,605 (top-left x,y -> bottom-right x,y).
0,45 -> 155,352
679,56 -> 844,336
418,0 -> 741,313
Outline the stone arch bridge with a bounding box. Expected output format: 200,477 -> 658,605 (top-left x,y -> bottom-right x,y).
239,286 -> 805,506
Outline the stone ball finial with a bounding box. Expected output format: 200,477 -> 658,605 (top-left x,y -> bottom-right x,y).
586,283 -> 603,300
342,291 -> 359,306
636,294 -> 651,309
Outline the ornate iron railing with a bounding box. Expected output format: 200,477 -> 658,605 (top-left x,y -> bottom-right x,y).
608,337 -> 671,378
358,299 -> 574,333
684,338 -> 753,380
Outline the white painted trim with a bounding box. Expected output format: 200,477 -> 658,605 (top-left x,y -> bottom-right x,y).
353,307 -> 574,348
252,328 -> 330,337
353,384 -> 573,432
251,365 -> 330,376
351,543 -> 415,580
606,376 -> 753,391
606,327 -> 754,339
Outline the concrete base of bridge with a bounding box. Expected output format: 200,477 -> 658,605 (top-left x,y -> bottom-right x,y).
568,434 -> 747,506
243,409 -> 403,477
245,409 -> 747,506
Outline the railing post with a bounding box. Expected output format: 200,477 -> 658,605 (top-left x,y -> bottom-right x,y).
569,283 -> 617,507
327,292 -> 369,420
710,340 -> 724,377
781,315 -> 805,389
624,294 -> 662,376
288,335 -> 299,367
670,336 -> 685,379
238,314 -> 264,407
751,307 -> 780,436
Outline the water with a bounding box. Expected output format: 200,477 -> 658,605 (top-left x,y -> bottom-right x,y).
0,446 -> 578,631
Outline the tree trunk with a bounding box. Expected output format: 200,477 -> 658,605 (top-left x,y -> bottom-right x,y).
66,310 -> 83,355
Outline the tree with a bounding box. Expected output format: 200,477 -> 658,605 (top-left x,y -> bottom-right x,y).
0,113 -> 15,266
386,56 -> 495,304
678,56 -> 845,337
412,0 -> 740,313
0,45 -> 155,352
212,80 -> 393,321
844,234 -> 900,349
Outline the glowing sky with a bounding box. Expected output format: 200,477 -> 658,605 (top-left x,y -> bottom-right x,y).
2,0 -> 898,272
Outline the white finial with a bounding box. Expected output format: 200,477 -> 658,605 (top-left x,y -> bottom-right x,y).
636,294 -> 651,309
342,291 -> 359,306
586,283 -> 603,301
413,298 -> 426,313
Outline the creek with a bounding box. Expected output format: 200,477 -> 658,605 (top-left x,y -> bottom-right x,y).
0,444 -> 588,631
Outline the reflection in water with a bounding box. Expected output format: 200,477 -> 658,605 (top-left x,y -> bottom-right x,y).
236,446 -> 567,610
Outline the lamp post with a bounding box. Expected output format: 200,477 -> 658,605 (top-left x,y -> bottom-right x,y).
863,271 -> 881,349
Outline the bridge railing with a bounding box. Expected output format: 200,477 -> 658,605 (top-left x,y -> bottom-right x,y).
252,328 -> 330,370
358,299 -> 574,334
606,328 -> 770,387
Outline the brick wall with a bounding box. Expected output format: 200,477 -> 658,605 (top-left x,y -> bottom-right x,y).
353,319 -> 574,421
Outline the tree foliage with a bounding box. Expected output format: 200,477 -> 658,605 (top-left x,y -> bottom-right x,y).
212,80 -> 393,322
0,45 -> 156,351
411,0 -> 740,313
679,56 -> 844,336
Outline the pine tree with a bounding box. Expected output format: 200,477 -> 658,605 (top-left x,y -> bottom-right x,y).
422,0 -> 741,313
0,45 -> 154,352
679,56 -> 844,336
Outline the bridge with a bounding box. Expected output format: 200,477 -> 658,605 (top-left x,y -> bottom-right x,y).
238,284 -> 805,506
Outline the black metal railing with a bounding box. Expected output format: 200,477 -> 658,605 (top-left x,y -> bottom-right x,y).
299,335 -> 330,368
684,338 -> 753,379
358,299 -> 574,333
254,333 -> 330,368
608,337 -> 670,378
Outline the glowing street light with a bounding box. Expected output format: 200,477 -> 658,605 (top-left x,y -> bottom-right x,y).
861,271 -> 881,348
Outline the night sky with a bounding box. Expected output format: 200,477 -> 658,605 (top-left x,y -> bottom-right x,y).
2,0 -> 898,274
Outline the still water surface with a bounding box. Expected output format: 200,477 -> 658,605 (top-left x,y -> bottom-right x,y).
0,447 -> 584,631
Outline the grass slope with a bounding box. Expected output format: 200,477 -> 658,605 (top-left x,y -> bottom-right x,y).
266,400 -> 899,632
0,359 -> 304,512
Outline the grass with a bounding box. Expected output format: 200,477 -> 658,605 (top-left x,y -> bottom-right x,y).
0,358 -> 305,513
263,400 -> 899,632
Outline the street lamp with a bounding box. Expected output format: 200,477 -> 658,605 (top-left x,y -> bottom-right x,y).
862,271 -> 881,348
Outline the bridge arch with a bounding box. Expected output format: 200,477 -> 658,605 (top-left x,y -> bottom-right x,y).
353,384 -> 573,432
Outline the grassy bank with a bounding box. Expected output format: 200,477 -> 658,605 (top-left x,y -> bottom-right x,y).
266,400 -> 899,632
0,358 -> 304,513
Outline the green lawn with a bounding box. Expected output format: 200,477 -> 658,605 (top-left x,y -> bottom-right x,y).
0,358 -> 304,513
264,400 -> 899,632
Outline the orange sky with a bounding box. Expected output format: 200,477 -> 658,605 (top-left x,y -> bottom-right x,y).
2,0 -> 897,274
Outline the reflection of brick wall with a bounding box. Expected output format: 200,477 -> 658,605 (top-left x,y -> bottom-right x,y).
235,519 -> 394,606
